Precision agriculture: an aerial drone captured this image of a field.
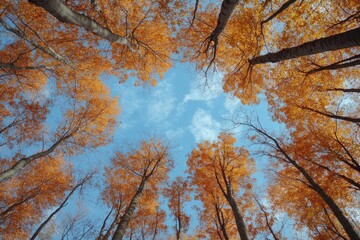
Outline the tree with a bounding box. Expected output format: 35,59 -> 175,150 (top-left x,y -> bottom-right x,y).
0,156 -> 73,239
187,132 -> 255,240
22,0 -> 183,85
164,177 -> 191,240
241,121 -> 360,240
102,138 -> 173,240
196,191 -> 238,240
181,0 -> 359,104
125,200 -> 167,240
0,74 -> 119,181
29,171 -> 95,240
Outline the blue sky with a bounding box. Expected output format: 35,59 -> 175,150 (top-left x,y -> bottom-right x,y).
60,60 -> 291,238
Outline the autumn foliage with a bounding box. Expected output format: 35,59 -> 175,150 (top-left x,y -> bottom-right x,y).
0,0 -> 359,239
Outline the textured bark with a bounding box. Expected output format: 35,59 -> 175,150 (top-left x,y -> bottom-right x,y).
111,181 -> 146,240
261,0 -> 297,24
226,192 -> 250,240
0,135 -> 70,182
249,27 -> 360,65
325,88 -> 360,93
102,207 -> 122,240
214,172 -> 249,240
202,0 -> 239,70
250,125 -> 360,240
29,0 -> 133,48
211,0 -> 239,43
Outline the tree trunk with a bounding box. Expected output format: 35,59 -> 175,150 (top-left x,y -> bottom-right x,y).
249,27 -> 360,65
214,204 -> 230,240
0,135 -> 70,182
298,105 -> 360,123
261,0 -> 297,24
214,171 -> 249,240
29,0 -> 133,48
225,193 -> 250,240
211,0 -> 239,43
30,173 -> 92,240
111,181 -> 146,240
289,155 -> 360,240
325,88 -> 360,93
251,125 -> 360,240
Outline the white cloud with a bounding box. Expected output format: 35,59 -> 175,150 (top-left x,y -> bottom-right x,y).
182,72 -> 223,104
165,127 -> 185,140
224,95 -> 242,114
190,109 -> 221,143
147,81 -> 176,123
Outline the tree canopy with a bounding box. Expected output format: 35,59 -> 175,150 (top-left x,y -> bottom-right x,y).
0,0 -> 359,239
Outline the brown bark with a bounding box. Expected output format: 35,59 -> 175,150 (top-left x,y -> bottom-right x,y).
249,27 -> 360,65
214,171 -> 249,240
111,181 -> 146,240
210,0 -> 240,44
202,0 -> 239,70
325,88 -> 360,93
29,0 -> 137,51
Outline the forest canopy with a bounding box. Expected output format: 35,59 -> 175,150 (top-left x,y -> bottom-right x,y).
0,0 -> 359,239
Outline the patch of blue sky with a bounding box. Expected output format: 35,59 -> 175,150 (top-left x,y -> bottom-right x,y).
44,58 -> 294,238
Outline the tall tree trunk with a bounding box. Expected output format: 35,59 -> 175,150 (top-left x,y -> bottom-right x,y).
0,135 -> 70,182
111,181 -> 146,240
261,0 -> 297,24
325,88 -> 360,93
211,0 -> 239,43
29,0 -> 134,49
214,171 -> 249,240
250,125 -> 360,240
214,204 -> 230,240
225,192 -> 250,240
249,27 -> 360,65
30,173 -> 93,240
287,153 -> 360,240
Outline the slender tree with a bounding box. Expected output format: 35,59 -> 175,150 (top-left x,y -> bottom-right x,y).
102,138 -> 173,240
188,132 -> 254,240
242,122 -> 360,240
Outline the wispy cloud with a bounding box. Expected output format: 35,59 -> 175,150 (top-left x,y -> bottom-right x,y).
190,109 -> 221,143
224,95 -> 242,115
182,72 -> 223,104
147,81 -> 176,123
